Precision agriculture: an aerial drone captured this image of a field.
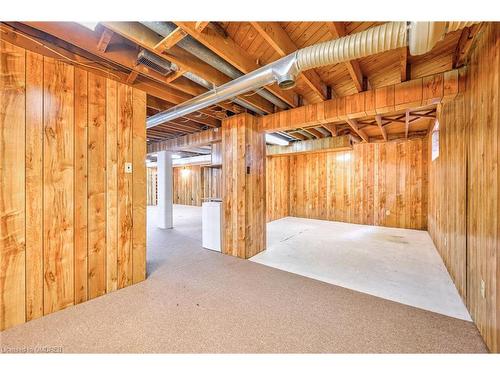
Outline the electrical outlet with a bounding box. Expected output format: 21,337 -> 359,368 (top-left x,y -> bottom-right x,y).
480,279 -> 485,299
125,162 -> 133,174
444,236 -> 447,247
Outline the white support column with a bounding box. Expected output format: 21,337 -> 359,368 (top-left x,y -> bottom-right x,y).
156,151 -> 173,229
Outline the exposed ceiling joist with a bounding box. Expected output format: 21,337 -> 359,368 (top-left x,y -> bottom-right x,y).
97,28 -> 113,52
101,22 -> 275,114
154,26 -> 187,52
326,22 -> 365,92
405,110 -> 410,138
345,119 -> 369,142
174,21 -> 298,108
250,21 -> 328,102
195,21 -> 210,33
400,47 -> 409,82
375,115 -> 388,142
322,123 -> 338,137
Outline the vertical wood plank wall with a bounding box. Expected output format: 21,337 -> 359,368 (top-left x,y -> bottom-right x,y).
222,113 -> 266,259
172,165 -> 222,206
267,138 -> 428,230
0,40 -> 147,331
173,166 -> 203,206
428,23 -> 499,352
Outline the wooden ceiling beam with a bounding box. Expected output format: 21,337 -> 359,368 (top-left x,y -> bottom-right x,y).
101,22 -> 275,114
175,21 -> 298,108
300,128 -> 317,139
326,22 -> 365,92
302,128 -> 324,139
405,110 -> 410,138
20,22 -> 202,102
260,69 -> 459,134
147,96 -> 220,128
375,115 -> 388,142
195,22 -> 210,33
322,123 -> 338,137
97,28 -> 113,52
454,24 -> 482,68
126,70 -> 139,84
345,119 -> 369,142
400,47 -> 409,82
251,21 -> 328,101
154,27 -> 187,52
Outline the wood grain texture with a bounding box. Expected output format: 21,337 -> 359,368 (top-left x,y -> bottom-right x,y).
132,88 -> 147,284
173,166 -> 203,206
25,50 -> 43,321
74,68 -> 88,304
428,23 -> 499,352
106,79 -> 118,293
222,114 -> 266,259
266,156 -> 290,222
117,83 -> 133,289
267,139 -> 428,229
0,40 -> 148,331
260,70 -> 461,133
43,56 -> 75,314
147,128 -> 221,153
87,72 -> 107,299
0,40 -> 26,330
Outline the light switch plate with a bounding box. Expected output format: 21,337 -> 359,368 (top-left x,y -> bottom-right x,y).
480,279 -> 485,299
125,162 -> 133,173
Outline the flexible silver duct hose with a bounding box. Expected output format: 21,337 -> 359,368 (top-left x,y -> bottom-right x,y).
297,22 -> 407,71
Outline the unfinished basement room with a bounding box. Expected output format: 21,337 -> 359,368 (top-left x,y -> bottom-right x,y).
1,2 -> 500,368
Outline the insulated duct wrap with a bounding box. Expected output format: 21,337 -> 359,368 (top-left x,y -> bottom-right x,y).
447,21 -> 478,33
296,22 -> 408,71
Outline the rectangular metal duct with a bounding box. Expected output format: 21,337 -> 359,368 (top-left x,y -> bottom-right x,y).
137,49 -> 175,76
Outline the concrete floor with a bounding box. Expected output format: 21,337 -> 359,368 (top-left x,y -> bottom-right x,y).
0,205 -> 485,353
251,216 -> 471,321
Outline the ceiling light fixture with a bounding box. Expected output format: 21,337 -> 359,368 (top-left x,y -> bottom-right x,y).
265,133 -> 289,146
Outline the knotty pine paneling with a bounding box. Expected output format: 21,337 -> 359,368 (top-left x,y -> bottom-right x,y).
428,23 -> 499,352
0,40 -> 147,331
0,40 -> 26,330
202,167 -> 222,200
222,113 -> 266,259
266,156 -> 290,222
466,23 -> 499,353
267,138 -> 428,230
173,166 -> 203,206
429,23 -> 499,352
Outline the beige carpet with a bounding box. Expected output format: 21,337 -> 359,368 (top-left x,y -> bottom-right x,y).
0,206 -> 488,353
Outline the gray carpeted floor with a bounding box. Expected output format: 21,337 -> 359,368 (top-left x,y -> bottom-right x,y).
0,206 -> 488,353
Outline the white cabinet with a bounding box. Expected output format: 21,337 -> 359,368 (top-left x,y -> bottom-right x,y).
202,201 -> 222,252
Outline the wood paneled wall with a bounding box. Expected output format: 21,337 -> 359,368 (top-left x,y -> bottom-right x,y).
172,165 -> 222,206
173,166 -> 203,206
267,138 -> 428,230
0,40 -> 147,331
147,167 -> 158,206
428,23 -> 499,352
266,156 -> 290,222
203,167 -> 222,200
222,114 -> 266,259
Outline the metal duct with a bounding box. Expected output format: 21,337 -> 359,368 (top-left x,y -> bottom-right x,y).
182,71 -> 266,115
147,21 -> 476,128
140,21 -> 290,110
137,49 -> 176,76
